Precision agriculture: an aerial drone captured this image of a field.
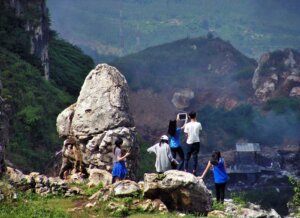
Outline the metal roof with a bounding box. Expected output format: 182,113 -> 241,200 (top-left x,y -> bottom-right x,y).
236,143 -> 261,152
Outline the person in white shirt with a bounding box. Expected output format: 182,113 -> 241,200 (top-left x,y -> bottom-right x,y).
147,135 -> 178,173
184,111 -> 202,175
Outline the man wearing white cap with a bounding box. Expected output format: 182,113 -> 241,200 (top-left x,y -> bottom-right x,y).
147,135 -> 178,173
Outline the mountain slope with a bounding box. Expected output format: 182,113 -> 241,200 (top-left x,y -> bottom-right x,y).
111,36 -> 300,150
110,36 -> 257,142
47,0 -> 300,60
0,0 -> 94,172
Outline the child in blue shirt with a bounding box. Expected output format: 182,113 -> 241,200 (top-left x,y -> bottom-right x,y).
199,151 -> 229,203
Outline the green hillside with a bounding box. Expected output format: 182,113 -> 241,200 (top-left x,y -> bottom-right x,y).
0,0 -> 94,171
47,0 -> 300,61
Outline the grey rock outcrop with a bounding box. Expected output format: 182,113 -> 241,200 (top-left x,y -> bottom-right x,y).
6,0 -> 50,79
143,170 -> 212,214
87,168 -> 112,187
6,167 -> 79,197
171,89 -> 194,110
208,199 -> 280,218
252,48 -> 300,101
57,64 -> 138,180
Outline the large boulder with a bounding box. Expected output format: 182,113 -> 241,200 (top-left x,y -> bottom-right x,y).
87,168 -> 112,187
143,170 -> 212,214
71,64 -> 134,136
56,64 -> 138,180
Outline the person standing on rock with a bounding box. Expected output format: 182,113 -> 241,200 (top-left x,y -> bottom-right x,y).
147,135 -> 178,173
184,111 -> 202,175
168,114 -> 187,170
112,138 -> 130,183
199,151 -> 229,204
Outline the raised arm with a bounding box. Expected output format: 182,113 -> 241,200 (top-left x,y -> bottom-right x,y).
147,144 -> 157,154
182,115 -> 188,129
117,152 -> 130,161
199,161 -> 212,179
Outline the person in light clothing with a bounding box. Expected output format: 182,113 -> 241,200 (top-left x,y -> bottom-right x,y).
147,135 -> 178,173
184,111 -> 202,175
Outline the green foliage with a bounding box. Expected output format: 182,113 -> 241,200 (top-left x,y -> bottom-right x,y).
70,180 -> 104,196
0,0 -> 94,172
212,201 -> 226,211
230,192 -> 247,208
0,49 -> 73,171
49,33 -> 94,96
263,97 -> 300,114
137,135 -> 156,179
199,104 -> 257,150
0,194 -> 70,218
289,177 -> 300,215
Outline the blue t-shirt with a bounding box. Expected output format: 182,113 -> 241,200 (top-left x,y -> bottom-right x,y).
213,158 -> 229,184
170,128 -> 181,148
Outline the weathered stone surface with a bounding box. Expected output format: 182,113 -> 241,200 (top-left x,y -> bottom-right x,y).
171,89 -> 194,110
5,167 -> 77,197
290,86 -> 300,97
252,48 -> 300,101
72,64 -> 133,136
56,64 -> 139,180
56,104 -> 76,138
87,168 -> 112,187
223,199 -> 280,218
131,199 -> 168,213
6,167 -> 25,183
98,180 -> 141,201
113,180 -> 140,197
143,170 -> 212,214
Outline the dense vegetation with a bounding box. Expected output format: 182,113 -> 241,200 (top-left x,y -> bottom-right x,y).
49,31 -> 94,96
0,0 -> 94,172
199,98 -> 300,151
47,0 -> 300,61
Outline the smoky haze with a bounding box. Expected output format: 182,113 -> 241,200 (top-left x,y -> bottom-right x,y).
47,0 -> 300,62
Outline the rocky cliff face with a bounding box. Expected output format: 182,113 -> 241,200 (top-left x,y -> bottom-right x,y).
6,0 -> 49,79
252,48 -> 300,101
0,83 -> 9,175
57,64 -> 138,180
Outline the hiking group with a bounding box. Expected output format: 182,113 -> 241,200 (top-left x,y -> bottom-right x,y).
58,111 -> 229,203
147,111 -> 229,203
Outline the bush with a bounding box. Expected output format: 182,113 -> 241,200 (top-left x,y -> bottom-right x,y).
289,177 -> 300,215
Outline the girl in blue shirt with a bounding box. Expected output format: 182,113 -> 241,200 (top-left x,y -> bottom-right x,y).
167,115 -> 187,170
199,151 -> 229,203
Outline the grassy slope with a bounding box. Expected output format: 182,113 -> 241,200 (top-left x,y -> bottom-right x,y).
47,0 -> 300,59
0,1 -> 94,172
0,48 -> 73,170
